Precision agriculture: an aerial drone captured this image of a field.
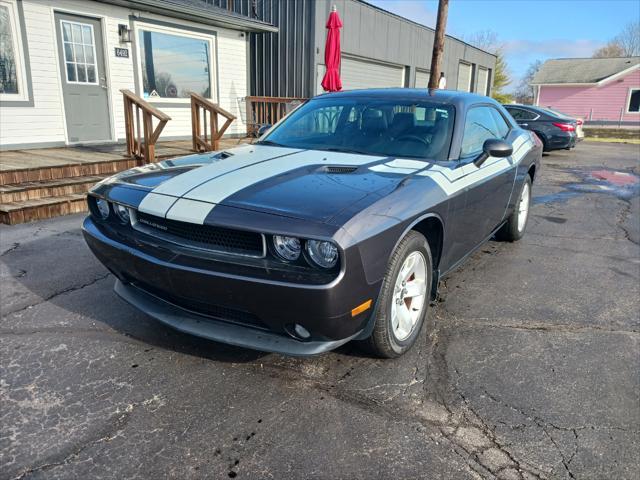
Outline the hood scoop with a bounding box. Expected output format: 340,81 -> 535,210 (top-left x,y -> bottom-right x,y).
323,165 -> 359,174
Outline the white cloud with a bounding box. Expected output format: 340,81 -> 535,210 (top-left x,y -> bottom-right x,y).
502,38 -> 604,58
500,38 -> 604,92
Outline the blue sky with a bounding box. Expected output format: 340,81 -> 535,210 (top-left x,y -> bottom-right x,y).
368,0 -> 640,91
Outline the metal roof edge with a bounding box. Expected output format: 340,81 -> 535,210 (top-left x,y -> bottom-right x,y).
96,0 -> 278,33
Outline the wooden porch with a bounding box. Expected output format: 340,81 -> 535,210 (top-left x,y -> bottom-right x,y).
0,138 -> 247,225
0,91 -> 304,225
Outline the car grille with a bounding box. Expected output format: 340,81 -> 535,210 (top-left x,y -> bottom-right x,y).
135,211 -> 265,257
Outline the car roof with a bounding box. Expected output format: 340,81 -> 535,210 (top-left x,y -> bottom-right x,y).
504,104 -> 548,113
504,104 -> 573,118
314,88 -> 497,108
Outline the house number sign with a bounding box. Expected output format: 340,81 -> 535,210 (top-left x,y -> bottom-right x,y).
115,48 -> 129,58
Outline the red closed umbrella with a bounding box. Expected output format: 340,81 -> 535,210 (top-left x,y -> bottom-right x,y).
321,6 -> 343,92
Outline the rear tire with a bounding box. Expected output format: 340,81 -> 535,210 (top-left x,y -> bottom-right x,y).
361,231 -> 432,358
497,176 -> 532,242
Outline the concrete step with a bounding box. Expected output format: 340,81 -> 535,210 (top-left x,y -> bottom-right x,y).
0,175 -> 107,203
0,193 -> 88,225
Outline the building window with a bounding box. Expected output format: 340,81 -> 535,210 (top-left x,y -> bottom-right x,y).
476,67 -> 489,96
136,24 -> 214,101
61,20 -> 98,84
628,89 -> 640,113
457,62 -> 472,92
0,0 -> 28,100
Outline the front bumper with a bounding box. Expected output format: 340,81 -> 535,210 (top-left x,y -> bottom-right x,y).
82,217 -> 380,355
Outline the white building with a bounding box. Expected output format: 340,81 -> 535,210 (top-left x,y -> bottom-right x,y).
0,0 -> 276,149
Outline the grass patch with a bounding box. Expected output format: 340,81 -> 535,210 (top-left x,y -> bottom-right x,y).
584,137 -> 640,144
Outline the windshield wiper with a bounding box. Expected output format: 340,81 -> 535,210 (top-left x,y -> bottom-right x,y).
255,140 -> 287,147
322,147 -> 371,155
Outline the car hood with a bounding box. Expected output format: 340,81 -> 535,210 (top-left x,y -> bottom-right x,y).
105,144 -> 434,224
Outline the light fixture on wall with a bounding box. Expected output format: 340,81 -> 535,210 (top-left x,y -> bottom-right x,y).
118,24 -> 132,43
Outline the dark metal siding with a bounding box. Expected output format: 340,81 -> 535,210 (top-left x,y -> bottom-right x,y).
200,0 -> 496,97
202,0 -> 314,97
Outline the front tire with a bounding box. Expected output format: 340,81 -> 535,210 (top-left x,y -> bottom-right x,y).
362,231 -> 432,358
496,176 -> 532,242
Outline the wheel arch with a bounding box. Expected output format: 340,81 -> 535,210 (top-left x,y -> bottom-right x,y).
528,164 -> 536,182
410,214 -> 444,272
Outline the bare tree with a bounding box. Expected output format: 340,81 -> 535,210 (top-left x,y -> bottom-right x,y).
514,60 -> 542,104
592,21 -> 639,57
592,42 -> 625,58
464,30 -> 499,54
614,21 -> 640,56
464,30 -> 512,102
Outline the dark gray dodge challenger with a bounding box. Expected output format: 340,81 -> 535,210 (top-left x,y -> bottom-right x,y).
83,89 -> 542,358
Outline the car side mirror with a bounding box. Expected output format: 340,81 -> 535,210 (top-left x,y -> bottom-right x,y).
474,139 -> 513,167
257,124 -> 272,137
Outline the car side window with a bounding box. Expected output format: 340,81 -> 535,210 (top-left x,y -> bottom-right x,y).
506,108 -> 522,120
284,105 -> 345,138
490,109 -> 510,138
460,106 -> 505,158
507,108 -> 536,121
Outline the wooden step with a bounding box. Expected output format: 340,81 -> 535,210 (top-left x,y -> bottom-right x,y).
0,175 -> 107,203
0,157 -> 138,185
0,193 -> 88,225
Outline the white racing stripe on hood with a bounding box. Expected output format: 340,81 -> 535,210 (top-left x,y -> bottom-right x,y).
138,145 -> 301,219
369,159 -> 430,174
165,198 -> 214,224
175,149 -> 387,223
153,145 -> 302,197
138,192 -> 178,217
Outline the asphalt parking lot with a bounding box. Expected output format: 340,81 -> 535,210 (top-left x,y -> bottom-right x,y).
1,142 -> 638,480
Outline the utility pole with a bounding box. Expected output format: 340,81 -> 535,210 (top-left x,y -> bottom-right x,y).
428,0 -> 449,89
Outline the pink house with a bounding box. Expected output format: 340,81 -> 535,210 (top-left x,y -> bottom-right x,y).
531,57 -> 640,124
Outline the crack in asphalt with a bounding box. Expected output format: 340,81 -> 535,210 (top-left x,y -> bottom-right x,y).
11,405 -> 134,480
2,273 -> 111,317
1,242 -> 21,257
616,200 -> 639,246
448,318 -> 639,336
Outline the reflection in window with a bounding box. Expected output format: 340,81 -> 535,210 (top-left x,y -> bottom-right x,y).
628,89 -> 640,113
0,4 -> 18,94
461,107 -> 507,157
138,29 -> 211,99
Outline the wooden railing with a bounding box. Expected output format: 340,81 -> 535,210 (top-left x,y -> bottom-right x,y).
190,92 -> 236,152
121,89 -> 171,165
245,96 -> 307,137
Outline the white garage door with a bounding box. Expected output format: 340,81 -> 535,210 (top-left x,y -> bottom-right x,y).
415,69 -> 430,88
457,62 -> 472,92
477,67 -> 489,96
340,57 -> 404,91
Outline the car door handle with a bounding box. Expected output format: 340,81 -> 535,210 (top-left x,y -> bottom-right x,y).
520,123 -> 528,127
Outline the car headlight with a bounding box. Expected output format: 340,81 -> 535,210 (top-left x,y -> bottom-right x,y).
114,203 -> 131,224
306,240 -> 338,268
273,235 -> 301,261
95,198 -> 110,220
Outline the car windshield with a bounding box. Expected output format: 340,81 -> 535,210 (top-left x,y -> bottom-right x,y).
260,97 -> 455,161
